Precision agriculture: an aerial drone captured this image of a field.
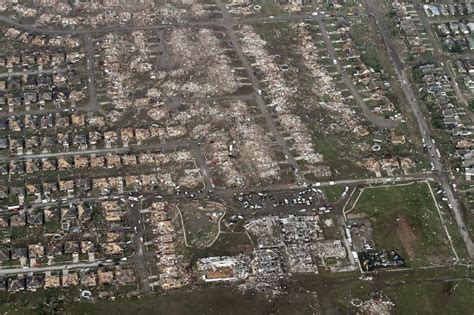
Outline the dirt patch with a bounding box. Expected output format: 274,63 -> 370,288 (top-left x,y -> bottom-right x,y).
396,212 -> 417,258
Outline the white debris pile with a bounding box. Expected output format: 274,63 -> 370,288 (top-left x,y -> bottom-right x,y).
206,130 -> 247,187
101,33 -> 132,111
12,4 -> 37,18
161,28 -> 238,98
233,117 -> 280,180
69,91 -> 86,102
294,23 -> 359,127
33,0 -> 71,14
28,0 -> 207,28
101,31 -> 154,114
147,101 -> 168,121
156,1 -> 208,22
177,171 -> 203,190
48,36 -> 81,48
4,28 -> 21,39
149,202 -> 189,290
0,0 -> 10,12
182,100 -> 279,187
239,25 -> 323,165
359,296 -> 395,315
129,32 -> 153,73
312,240 -> 347,259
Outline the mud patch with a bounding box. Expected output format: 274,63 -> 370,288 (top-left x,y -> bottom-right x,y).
396,212 -> 417,258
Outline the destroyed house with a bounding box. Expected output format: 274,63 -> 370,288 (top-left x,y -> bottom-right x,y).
47,243 -> 63,256
8,277 -> 25,292
27,210 -> 44,225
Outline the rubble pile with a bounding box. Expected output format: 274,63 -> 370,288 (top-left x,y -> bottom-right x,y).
249,248 -> 285,294
129,32 -> 152,73
245,215 -> 324,274
157,1 -> 208,22
0,0 -> 8,12
187,100 -> 279,187
20,0 -> 208,28
167,98 -> 280,187
162,28 -> 238,98
101,31 -> 154,114
239,26 -> 323,165
227,0 -> 303,16
149,202 -> 189,290
294,23 -> 359,127
359,295 -> 395,315
12,4 -> 37,18
197,255 -> 251,282
312,240 -> 347,259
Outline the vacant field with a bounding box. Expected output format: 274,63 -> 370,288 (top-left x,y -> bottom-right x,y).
178,201 -> 225,248
61,266 -> 473,315
351,182 -> 456,266
324,185 -> 347,203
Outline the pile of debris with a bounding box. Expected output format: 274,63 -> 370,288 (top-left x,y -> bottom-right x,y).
294,23 -> 360,128
149,202 -> 189,290
239,25 -> 323,165
100,31 -> 155,116
359,294 -> 395,315
162,28 -> 238,98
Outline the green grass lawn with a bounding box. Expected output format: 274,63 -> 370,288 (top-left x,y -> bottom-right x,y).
324,185 -> 347,203
384,281 -> 474,314
351,182 -> 455,266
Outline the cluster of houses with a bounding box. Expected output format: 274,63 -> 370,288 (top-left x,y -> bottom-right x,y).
419,63 -> 463,128
100,201 -> 135,257
0,201 -> 134,266
392,1 -> 430,55
0,159 -> 203,206
147,202 -> 189,290
1,117 -> 167,154
417,63 -> 474,179
336,20 -> 398,116
0,51 -> 84,71
0,70 -> 86,112
1,267 -> 135,292
435,21 -> 474,51
423,3 -> 474,18
455,58 -> 474,91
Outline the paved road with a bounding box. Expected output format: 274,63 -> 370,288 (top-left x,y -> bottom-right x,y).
8,170 -> 431,213
83,34 -> 100,113
0,67 -> 70,79
0,15 -> 220,35
213,173 -> 432,199
0,261 -> 113,275
238,13 -> 321,25
0,13 -> 323,36
367,0 -> 474,258
316,16 -> 397,130
215,0 -> 307,185
0,106 -> 97,118
128,198 -> 151,293
190,142 -> 213,188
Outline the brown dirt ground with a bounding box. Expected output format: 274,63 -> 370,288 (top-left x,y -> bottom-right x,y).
396,211 -> 417,258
